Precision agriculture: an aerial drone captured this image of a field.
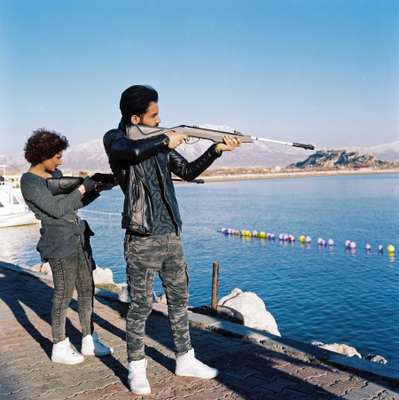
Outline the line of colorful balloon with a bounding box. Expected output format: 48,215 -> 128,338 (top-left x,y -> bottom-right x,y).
218,228 -> 396,255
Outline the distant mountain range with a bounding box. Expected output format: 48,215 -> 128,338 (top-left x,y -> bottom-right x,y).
1,131 -> 398,174
353,141 -> 399,163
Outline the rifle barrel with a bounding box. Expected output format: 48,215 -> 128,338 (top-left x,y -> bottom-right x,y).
254,137 -> 315,150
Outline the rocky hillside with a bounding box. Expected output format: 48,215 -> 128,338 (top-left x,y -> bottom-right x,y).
289,150 -> 395,170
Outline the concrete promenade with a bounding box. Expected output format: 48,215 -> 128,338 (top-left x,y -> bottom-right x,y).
0,261 -> 398,400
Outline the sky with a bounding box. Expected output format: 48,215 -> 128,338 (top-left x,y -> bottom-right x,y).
1,0 -> 398,154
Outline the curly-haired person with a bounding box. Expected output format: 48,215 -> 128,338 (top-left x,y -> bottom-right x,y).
20,128 -> 113,364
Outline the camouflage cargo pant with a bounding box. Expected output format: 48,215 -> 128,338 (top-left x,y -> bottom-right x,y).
124,232 -> 192,361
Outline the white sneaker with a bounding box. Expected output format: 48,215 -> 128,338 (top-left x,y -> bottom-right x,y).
128,358 -> 151,395
175,349 -> 218,379
51,337 -> 85,365
81,332 -> 113,356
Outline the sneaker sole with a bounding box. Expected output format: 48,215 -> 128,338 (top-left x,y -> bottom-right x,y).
130,388 -> 151,395
51,358 -> 84,365
175,371 -> 218,379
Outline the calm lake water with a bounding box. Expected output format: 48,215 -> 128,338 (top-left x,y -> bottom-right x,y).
1,173 -> 398,366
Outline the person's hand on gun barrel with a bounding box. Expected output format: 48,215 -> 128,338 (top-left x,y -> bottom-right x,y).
215,135 -> 241,154
165,131 -> 241,153
90,173 -> 117,192
78,173 -> 117,194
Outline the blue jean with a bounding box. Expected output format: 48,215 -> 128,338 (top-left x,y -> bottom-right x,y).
48,245 -> 94,343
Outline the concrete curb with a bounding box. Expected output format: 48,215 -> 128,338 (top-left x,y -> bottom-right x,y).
150,303 -> 399,384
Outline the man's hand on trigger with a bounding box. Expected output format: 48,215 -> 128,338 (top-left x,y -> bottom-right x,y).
165,131 -> 188,149
215,135 -> 241,154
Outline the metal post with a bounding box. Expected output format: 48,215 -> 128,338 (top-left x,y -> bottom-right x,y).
211,261 -> 220,312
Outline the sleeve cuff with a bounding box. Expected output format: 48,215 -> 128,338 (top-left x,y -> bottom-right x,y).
161,134 -> 170,150
211,144 -> 222,158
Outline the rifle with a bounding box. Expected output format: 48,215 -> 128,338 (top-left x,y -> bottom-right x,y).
46,173 -> 203,195
46,173 -> 117,195
127,125 -> 315,151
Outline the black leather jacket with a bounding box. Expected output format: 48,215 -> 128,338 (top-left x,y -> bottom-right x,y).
103,125 -> 221,234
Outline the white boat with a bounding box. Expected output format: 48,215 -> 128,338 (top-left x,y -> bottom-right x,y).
0,167 -> 39,228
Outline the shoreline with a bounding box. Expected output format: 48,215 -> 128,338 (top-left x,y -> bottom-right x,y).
197,168 -> 399,183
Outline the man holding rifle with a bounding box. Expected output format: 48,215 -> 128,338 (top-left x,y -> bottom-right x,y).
103,85 -> 240,395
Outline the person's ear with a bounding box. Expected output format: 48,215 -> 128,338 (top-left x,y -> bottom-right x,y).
130,115 -> 141,125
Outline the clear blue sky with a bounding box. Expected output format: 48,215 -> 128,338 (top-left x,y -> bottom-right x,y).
1,0 -> 398,153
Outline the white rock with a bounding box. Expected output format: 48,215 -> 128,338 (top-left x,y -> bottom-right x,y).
31,262 -> 52,275
316,342 -> 362,358
156,293 -> 167,304
92,266 -> 114,285
118,285 -> 131,303
218,288 -> 281,336
31,263 -> 41,272
117,286 -> 162,304
366,354 -> 388,364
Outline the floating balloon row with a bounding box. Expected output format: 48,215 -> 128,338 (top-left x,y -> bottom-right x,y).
218,228 -> 396,255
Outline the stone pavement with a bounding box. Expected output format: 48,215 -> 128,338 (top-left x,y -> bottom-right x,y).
0,262 -> 398,400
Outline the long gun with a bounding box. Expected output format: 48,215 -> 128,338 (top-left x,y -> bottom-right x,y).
46,173 -> 203,195
127,125 -> 315,151
46,173 -> 116,195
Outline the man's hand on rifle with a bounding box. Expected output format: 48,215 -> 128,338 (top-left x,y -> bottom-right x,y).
166,131 -> 189,149
215,135 -> 241,154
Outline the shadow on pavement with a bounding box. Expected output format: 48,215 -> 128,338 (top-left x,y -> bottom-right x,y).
0,263 -> 129,388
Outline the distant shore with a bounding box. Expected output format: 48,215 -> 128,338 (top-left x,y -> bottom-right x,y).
196,167 -> 399,183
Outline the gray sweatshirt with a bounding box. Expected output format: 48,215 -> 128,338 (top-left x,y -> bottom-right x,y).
20,170 -> 99,261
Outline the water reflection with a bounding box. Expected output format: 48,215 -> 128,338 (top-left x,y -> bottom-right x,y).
0,224 -> 41,267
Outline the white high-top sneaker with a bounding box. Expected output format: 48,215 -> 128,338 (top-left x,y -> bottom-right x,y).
175,349 -> 218,379
128,359 -> 151,395
81,331 -> 113,356
51,337 -> 84,365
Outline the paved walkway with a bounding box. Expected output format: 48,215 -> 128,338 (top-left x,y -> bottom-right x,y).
0,262 -> 398,400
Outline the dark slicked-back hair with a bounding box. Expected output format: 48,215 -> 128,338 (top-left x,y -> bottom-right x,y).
120,85 -> 158,125
24,128 -> 69,165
